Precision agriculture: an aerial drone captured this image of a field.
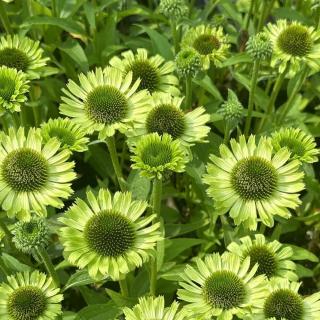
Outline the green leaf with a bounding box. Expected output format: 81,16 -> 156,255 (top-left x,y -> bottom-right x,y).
127,170 -> 151,200
221,53 -> 251,67
106,288 -> 137,307
295,264 -> 314,278
166,217 -> 210,238
1,254 -> 31,273
194,75 -> 223,102
288,245 -> 319,262
63,269 -> 104,291
76,302 -> 121,320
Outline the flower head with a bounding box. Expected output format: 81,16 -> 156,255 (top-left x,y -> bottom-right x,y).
41,117 -> 89,152
123,296 -> 186,320
128,93 -> 210,146
266,20 -> 320,74
203,135 -> 305,230
178,252 -> 268,320
0,270 -> 63,320
228,234 -> 297,280
246,32 -> 273,61
256,278 -> 320,320
59,188 -> 161,280
0,66 -> 29,113
0,127 -> 76,219
12,217 -> 49,254
158,0 -> 189,20
271,127 -> 319,164
175,48 -> 202,78
182,25 -> 229,69
109,48 -> 179,95
60,67 -> 150,139
130,133 -> 188,179
0,34 -> 48,79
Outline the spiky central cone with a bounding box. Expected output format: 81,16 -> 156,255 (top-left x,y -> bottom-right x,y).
193,34 -> 221,55
247,245 -> 277,278
0,48 -> 29,72
2,148 -> 48,192
231,156 -> 277,201
49,127 -> 76,147
8,286 -> 47,320
277,137 -> 306,158
146,104 -> 186,139
85,85 -> 128,125
264,289 -> 304,320
277,25 -> 312,57
141,141 -> 173,167
203,271 -> 246,310
0,76 -> 16,101
84,211 -> 135,257
129,60 -> 160,92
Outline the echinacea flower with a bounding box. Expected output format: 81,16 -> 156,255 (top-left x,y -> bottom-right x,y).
60,67 -> 150,139
59,188 -> 161,280
266,20 -> 320,74
175,48 -> 202,78
130,133 -> 188,179
246,32 -> 273,61
123,296 -> 186,320
227,234 -> 297,280
0,65 -> 29,113
0,34 -> 48,79
256,278 -> 320,320
271,127 -> 319,164
203,135 -> 305,230
12,217 -> 49,254
0,270 -> 63,320
128,93 -> 210,146
109,48 -> 179,95
181,25 -> 229,69
178,252 -> 268,320
0,127 -> 76,219
41,117 -> 89,152
158,0 -> 189,20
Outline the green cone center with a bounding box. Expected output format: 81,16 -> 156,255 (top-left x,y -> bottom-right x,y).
141,141 -> 173,167
85,85 -> 128,125
203,270 -> 246,310
277,137 -> 306,158
2,148 -> 48,192
0,75 -> 16,101
84,211 -> 135,257
129,60 -> 160,93
264,289 -> 304,320
0,48 -> 29,72
48,127 -> 76,147
277,25 -> 312,57
231,156 -> 277,201
193,34 -> 221,55
146,104 -> 186,139
8,286 -> 47,320
247,245 -> 277,278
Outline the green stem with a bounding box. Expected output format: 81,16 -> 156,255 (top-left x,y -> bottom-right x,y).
256,64 -> 289,132
149,177 -> 162,296
245,0 -> 255,30
32,106 -> 41,127
223,121 -> 231,145
0,218 -> 12,242
0,258 -> 10,276
277,65 -> 309,124
244,60 -> 260,137
185,76 -> 192,110
0,115 -> 9,133
170,19 -> 179,54
0,2 -> 12,34
257,0 -> 268,32
51,0 -> 57,16
36,247 -> 60,287
105,136 -> 127,192
119,278 -> 129,297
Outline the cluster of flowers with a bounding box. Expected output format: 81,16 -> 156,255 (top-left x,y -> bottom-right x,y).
0,0 -> 319,319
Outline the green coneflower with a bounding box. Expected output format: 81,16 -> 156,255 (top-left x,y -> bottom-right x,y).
227,234 -> 297,280
178,252 -> 268,320
158,0 -> 189,20
0,270 -> 63,320
256,278 -> 320,320
0,34 -> 48,79
175,48 -> 202,78
123,296 -> 186,320
203,135 -> 305,230
60,67 -> 150,140
109,48 -> 179,95
12,217 -> 49,254
128,93 -> 210,147
246,32 -> 273,61
130,133 -> 188,179
59,188 -> 161,280
0,127 -> 76,219
41,117 -> 89,153
181,25 -> 229,69
271,127 -> 319,164
0,66 -> 29,113
266,20 -> 320,74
